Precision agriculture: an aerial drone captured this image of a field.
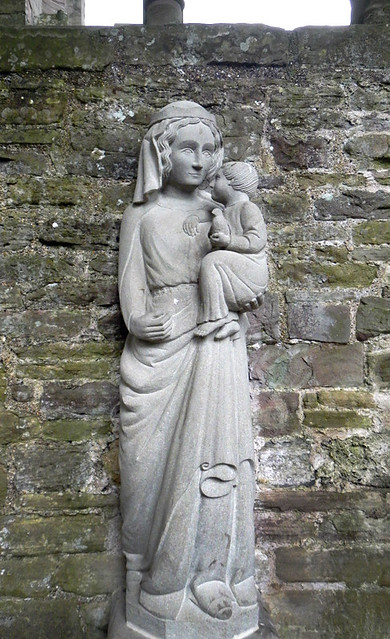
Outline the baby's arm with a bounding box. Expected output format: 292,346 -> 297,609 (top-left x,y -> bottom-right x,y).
228,202 -> 267,254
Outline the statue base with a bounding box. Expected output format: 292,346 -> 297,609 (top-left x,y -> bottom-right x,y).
108,588 -> 280,639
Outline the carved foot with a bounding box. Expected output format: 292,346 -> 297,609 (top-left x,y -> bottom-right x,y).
190,580 -> 234,620
194,317 -> 229,337
214,319 -> 240,341
231,577 -> 258,607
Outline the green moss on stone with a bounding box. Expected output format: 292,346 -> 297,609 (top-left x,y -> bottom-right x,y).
0,514 -> 107,556
42,418 -> 112,442
353,220 -> 390,245
304,409 -> 371,430
57,553 -> 124,596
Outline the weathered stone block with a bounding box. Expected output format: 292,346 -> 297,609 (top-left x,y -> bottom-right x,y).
16,492 -> 118,513
0,465 -> 7,509
353,220 -> 390,245
255,511 -> 318,542
295,25 -> 390,69
102,439 -> 120,486
14,443 -> 97,492
322,434 -> 390,488
25,278 -> 119,308
247,293 -> 280,345
0,310 -> 89,341
0,90 -> 66,125
0,128 -> 61,144
0,148 -> 48,175
304,409 -> 371,430
257,489 -> 384,514
368,350 -> 390,388
249,343 -> 364,389
345,132 -> 390,161
89,252 -> 119,276
277,259 -> 377,288
41,381 -> 119,419
97,310 -> 127,341
119,24 -> 291,67
252,392 -> 300,437
257,439 -> 314,487
36,211 -> 120,248
10,382 -> 34,403
275,547 -> 390,587
314,190 -> 390,220
0,514 -> 107,556
356,297 -> 390,340
81,599 -> 111,639
319,511 -> 390,543
0,598 -> 84,639
0,411 -> 20,444
287,302 -> 351,343
259,192 -> 309,223
7,176 -> 92,207
351,246 -> 390,262
265,589 -> 390,639
0,254 -> 75,287
0,211 -> 36,249
0,28 -> 114,72
0,556 -> 58,597
42,418 -> 112,442
57,553 -> 124,596
271,133 -> 329,170
303,390 -> 375,410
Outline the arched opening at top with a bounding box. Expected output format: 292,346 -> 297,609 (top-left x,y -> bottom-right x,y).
84,0 -> 352,28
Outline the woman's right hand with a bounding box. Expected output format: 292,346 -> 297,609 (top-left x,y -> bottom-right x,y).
130,312 -> 173,342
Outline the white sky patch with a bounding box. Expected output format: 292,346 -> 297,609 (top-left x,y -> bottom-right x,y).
85,0 -> 351,30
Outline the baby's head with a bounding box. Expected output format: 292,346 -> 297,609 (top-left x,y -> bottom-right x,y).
221,162 -> 259,199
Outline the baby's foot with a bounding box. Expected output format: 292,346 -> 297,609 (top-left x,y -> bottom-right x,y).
194,316 -> 228,338
215,319 -> 240,341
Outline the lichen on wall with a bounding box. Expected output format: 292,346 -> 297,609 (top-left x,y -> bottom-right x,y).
0,22 -> 389,639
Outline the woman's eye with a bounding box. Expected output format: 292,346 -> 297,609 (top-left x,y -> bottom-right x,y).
182,148 -> 193,154
203,150 -> 212,157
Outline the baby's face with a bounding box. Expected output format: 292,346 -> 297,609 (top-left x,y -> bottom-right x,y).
211,170 -> 231,204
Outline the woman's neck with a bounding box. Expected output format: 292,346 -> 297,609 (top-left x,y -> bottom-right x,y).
161,184 -> 201,206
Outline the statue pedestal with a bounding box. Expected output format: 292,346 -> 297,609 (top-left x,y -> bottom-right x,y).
108,588 -> 279,639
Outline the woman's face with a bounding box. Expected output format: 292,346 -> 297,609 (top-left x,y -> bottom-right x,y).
167,123 -> 215,190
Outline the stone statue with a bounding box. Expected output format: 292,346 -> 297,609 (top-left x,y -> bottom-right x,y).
110,100 -> 272,639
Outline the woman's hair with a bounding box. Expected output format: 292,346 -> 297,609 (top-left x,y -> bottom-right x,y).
156,117 -> 224,184
222,162 -> 259,198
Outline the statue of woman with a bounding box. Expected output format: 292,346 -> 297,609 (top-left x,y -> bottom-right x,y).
118,101 -> 265,638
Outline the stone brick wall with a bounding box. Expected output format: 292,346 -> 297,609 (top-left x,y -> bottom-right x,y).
0,23 -> 389,639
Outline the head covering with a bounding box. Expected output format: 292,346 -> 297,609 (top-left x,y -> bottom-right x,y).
133,101 -> 220,204
149,101 -> 217,126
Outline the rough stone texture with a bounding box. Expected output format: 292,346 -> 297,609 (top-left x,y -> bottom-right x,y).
0,18 -> 388,639
356,297 -> 390,340
287,302 -> 351,343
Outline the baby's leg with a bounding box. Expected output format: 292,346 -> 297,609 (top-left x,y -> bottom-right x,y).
196,251 -> 231,328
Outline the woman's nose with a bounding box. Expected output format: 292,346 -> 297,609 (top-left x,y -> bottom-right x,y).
192,151 -> 203,168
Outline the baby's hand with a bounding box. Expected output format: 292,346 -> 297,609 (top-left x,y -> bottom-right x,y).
183,215 -> 200,237
210,231 -> 230,249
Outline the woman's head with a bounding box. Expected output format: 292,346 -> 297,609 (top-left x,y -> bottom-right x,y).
221,162 -> 259,199
133,102 -> 224,203
157,117 -> 223,185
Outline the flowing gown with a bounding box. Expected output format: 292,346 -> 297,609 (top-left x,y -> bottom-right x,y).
118,198 -> 256,615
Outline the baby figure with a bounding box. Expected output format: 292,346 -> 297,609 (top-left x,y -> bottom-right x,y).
183,162 -> 269,340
